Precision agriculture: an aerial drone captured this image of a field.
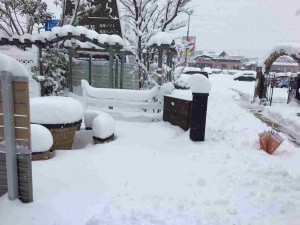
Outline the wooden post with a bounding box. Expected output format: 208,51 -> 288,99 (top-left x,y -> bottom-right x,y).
38,45 -> 43,75
190,93 -> 209,142
88,54 -> 92,85
120,51 -> 125,89
253,66 -> 263,102
115,57 -> 119,89
0,72 -> 18,200
158,47 -> 163,72
109,46 -> 114,89
68,49 -> 73,92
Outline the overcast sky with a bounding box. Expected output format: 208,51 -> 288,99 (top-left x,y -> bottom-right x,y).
175,0 -> 300,58
46,0 -> 300,59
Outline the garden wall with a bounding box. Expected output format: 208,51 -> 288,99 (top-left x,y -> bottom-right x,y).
73,61 -> 139,90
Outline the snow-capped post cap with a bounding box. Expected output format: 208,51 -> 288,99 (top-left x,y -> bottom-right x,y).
188,74 -> 212,94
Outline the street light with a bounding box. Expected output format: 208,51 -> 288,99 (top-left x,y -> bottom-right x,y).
185,9 -> 193,66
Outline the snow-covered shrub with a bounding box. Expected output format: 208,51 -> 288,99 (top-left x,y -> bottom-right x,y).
31,46 -> 69,96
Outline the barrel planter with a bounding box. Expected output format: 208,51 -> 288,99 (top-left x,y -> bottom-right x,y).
31,124 -> 54,160
41,120 -> 82,151
30,96 -> 84,151
92,113 -> 115,145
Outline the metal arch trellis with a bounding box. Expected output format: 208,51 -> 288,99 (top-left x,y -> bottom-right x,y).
256,49 -> 300,106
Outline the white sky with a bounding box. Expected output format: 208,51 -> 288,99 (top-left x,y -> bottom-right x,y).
175,0 -> 300,58
45,0 -> 300,58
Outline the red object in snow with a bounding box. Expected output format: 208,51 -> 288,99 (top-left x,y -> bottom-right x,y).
258,131 -> 284,154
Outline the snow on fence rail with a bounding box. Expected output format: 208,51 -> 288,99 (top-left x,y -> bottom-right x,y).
81,80 -> 172,121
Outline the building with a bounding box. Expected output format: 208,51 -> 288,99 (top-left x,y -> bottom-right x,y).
192,51 -> 244,70
243,55 -> 300,73
270,56 -> 300,73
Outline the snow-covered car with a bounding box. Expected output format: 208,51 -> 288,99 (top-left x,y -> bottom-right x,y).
277,77 -> 291,88
233,71 -> 256,81
173,67 -> 209,89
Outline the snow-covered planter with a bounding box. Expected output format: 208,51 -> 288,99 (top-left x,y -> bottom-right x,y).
30,97 -> 83,150
92,113 -> 115,144
84,110 -> 110,130
31,124 -> 54,161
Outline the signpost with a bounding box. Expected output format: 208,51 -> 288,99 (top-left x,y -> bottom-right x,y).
45,19 -> 61,31
64,0 -> 122,36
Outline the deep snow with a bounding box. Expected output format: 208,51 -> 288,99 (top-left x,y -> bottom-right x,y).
0,75 -> 300,225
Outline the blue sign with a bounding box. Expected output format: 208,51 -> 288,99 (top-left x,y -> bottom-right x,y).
45,20 -> 61,31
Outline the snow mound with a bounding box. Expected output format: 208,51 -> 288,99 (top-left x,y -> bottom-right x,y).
159,82 -> 174,97
84,110 -> 110,129
31,124 -> 53,153
92,113 -> 115,139
30,97 -> 83,124
188,74 -> 212,94
147,32 -> 174,46
0,53 -> 28,77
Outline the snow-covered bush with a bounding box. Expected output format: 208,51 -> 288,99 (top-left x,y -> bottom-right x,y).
31,46 -> 69,96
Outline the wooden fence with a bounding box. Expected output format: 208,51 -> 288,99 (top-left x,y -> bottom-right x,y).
0,71 -> 33,203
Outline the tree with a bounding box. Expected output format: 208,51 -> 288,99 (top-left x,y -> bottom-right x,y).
119,0 -> 191,87
31,46 -> 69,96
0,0 -> 52,36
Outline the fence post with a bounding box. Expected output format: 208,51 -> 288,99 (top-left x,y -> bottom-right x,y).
109,46 -> 114,89
115,57 -> 119,89
188,74 -> 211,142
190,93 -> 209,142
88,54 -> 92,85
120,51 -> 125,89
68,49 -> 73,92
0,71 -> 18,200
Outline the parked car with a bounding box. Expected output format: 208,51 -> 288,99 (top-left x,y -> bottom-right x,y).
233,71 -> 256,81
173,67 -> 209,89
277,77 -> 291,88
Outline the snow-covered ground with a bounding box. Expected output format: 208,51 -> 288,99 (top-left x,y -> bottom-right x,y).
217,74 -> 300,142
1,75 -> 300,225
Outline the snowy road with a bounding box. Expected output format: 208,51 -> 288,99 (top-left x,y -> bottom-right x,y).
1,75 -> 300,225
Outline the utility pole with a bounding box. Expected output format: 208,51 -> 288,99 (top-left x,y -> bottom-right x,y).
185,9 -> 193,66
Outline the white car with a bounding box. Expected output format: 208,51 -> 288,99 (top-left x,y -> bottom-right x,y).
233,71 -> 256,81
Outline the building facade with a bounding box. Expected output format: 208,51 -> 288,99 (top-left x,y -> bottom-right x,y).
192,51 -> 244,70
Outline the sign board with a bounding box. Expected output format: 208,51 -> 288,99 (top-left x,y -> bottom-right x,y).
64,0 -> 122,36
45,19 -> 61,31
182,36 -> 196,56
